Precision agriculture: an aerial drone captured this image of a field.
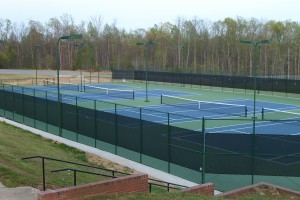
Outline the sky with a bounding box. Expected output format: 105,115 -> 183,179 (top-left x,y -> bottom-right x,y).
1,0 -> 300,31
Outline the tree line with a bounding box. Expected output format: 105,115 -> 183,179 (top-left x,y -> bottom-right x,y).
0,14 -> 300,79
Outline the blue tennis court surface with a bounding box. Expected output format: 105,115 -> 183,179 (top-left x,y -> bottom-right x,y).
7,83 -> 300,137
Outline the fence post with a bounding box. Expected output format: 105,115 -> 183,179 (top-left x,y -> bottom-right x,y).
12,85 -> 15,120
201,117 -> 206,184
0,85 -> 2,117
34,89 -> 36,128
94,100 -> 97,148
3,85 -> 5,118
168,113 -> 171,173
1,84 -> 3,116
76,97 -> 79,142
115,104 -> 118,155
46,92 -> 48,132
132,70 -> 135,83
21,87 -> 25,123
233,76 -> 235,92
244,79 -> 247,93
58,93 -> 62,137
140,108 -> 143,163
285,77 -> 288,97
251,117 -> 256,185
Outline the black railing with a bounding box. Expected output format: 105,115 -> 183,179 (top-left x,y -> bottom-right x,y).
51,168 -> 118,186
22,155 -> 188,192
148,178 -> 187,193
22,155 -> 130,191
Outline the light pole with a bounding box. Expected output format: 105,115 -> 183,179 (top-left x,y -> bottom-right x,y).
175,44 -> 184,85
74,43 -> 85,91
240,40 -> 272,118
57,34 -> 83,136
175,44 -> 184,69
35,44 -> 42,85
136,40 -> 156,102
240,39 -> 272,184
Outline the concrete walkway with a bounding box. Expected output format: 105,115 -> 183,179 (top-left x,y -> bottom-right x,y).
0,182 -> 40,200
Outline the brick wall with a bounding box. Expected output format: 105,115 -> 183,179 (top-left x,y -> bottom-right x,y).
38,173 -> 148,200
181,183 -> 214,196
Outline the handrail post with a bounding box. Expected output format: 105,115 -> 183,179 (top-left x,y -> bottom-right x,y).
42,157 -> 46,191
74,170 -> 77,186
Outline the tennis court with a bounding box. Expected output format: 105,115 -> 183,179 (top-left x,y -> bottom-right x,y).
1,76 -> 300,192
7,80 -> 300,136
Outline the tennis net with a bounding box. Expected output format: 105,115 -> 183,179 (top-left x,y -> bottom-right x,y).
161,94 -> 247,117
43,80 -> 80,91
84,85 -> 134,99
261,107 -> 300,121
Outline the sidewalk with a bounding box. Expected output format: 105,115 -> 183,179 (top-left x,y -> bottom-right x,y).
0,181 -> 40,200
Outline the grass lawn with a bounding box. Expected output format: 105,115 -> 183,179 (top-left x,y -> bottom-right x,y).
0,120 -> 133,190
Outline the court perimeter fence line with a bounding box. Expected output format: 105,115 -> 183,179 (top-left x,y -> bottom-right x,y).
0,83 -> 300,192
112,70 -> 300,98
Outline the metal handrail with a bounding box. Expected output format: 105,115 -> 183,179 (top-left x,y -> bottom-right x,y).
51,168 -> 118,186
22,155 -> 130,175
22,155 -> 189,192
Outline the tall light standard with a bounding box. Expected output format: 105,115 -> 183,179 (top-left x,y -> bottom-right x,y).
136,40 -> 156,102
57,34 -> 83,136
240,39 -> 272,184
175,44 -> 184,69
35,44 -> 42,85
175,44 -> 184,85
240,40 -> 272,118
74,43 -> 85,91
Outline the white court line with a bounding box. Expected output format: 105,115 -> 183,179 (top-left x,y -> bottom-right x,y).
201,120 -> 300,134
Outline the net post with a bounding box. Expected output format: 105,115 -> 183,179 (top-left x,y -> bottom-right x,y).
261,108 -> 264,120
245,106 -> 248,117
160,95 -> 162,104
133,91 -> 135,100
